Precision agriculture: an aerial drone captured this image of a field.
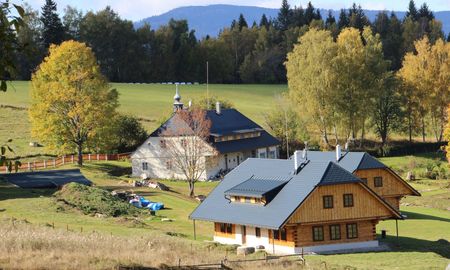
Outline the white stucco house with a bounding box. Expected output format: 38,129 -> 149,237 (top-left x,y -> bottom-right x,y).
131,86 -> 280,180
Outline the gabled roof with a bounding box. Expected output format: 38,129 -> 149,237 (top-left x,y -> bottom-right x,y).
190,158 -> 398,229
299,151 -> 386,172
150,108 -> 280,154
224,176 -> 290,198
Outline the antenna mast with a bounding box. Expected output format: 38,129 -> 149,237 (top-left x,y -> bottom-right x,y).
206,61 -> 209,109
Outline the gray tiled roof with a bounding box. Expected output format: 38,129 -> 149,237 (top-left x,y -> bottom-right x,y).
190,158 -> 364,229
299,151 -> 386,172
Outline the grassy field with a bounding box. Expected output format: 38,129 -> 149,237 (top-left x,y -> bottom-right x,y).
1,81 -> 286,128
0,154 -> 449,269
0,81 -> 286,158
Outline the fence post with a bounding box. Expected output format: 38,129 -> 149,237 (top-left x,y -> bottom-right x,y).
33,161 -> 36,170
97,154 -> 99,161
44,160 -> 47,168
71,155 -> 74,164
53,159 -> 56,167
28,162 -> 31,171
105,154 -> 108,161
88,154 -> 91,161
62,156 -> 65,165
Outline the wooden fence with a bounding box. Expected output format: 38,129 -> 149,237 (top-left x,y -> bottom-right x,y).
0,152 -> 131,174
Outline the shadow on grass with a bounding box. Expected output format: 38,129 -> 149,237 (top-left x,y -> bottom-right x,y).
0,179 -> 56,201
382,235 -> 450,259
82,163 -> 131,177
401,210 -> 450,223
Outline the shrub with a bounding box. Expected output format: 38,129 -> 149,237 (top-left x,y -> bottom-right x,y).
54,183 -> 141,217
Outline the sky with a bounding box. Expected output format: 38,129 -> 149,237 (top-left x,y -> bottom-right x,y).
22,0 -> 450,21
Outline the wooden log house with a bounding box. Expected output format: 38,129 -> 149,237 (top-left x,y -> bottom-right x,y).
190,148 -> 416,254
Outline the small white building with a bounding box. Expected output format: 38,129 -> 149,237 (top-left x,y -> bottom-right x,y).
131,87 -> 280,180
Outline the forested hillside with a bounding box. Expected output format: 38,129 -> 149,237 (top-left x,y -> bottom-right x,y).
12,0 -> 449,84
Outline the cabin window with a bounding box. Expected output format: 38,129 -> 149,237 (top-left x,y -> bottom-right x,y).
268,150 -> 276,159
226,223 -> 233,234
142,162 -> 148,171
361,178 -> 368,184
329,224 -> 341,240
323,195 -> 334,209
160,139 -> 166,148
255,227 -> 261,238
343,194 -> 354,207
312,226 -> 324,241
219,223 -> 233,234
272,228 -> 287,241
374,177 -> 383,187
346,223 -> 358,239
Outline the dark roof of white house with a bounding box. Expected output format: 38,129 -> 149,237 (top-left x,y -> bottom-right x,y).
190,158 -> 401,229
151,108 -> 280,154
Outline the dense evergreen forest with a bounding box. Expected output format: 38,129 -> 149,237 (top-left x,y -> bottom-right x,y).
11,0 -> 449,84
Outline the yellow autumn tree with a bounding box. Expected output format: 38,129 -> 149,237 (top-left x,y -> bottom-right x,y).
399,37 -> 450,142
30,40 -> 118,166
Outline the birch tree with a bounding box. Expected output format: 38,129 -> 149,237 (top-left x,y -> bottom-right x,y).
286,29 -> 337,147
161,108 -> 215,197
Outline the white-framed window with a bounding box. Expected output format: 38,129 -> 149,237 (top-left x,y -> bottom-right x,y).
166,160 -> 173,170
259,152 -> 266,158
142,162 -> 148,170
268,150 -> 276,159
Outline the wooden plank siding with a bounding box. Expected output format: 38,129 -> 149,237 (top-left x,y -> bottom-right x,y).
287,183 -> 394,225
295,220 -> 378,247
354,168 -> 416,197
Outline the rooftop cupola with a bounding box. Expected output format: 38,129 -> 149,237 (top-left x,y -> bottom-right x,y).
173,84 -> 183,112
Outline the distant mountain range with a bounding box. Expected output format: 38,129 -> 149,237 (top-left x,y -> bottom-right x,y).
134,4 -> 450,38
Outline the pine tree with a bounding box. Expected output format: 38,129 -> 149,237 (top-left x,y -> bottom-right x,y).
325,11 -> 336,28
447,33 -> 450,42
277,0 -> 292,31
406,0 -> 418,21
40,0 -> 64,48
230,19 -> 237,29
304,2 -> 315,24
292,6 -> 305,27
418,3 -> 434,20
337,9 -> 349,29
259,14 -> 270,29
238,13 -> 248,30
348,4 -> 369,31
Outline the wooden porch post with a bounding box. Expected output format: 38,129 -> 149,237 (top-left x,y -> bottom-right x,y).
395,219 -> 399,246
193,220 -> 197,240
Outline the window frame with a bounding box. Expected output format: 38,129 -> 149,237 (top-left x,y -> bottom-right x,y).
142,162 -> 148,171
343,193 -> 354,207
312,226 -> 324,242
226,223 -> 233,234
329,224 -> 341,240
323,195 -> 334,209
159,139 -> 167,148
374,176 -> 383,187
255,227 -> 261,238
346,223 -> 358,239
165,160 -> 173,170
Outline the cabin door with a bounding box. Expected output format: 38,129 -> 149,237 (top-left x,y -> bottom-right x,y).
241,225 -> 246,244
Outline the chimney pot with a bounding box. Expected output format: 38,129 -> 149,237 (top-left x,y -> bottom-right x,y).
294,150 -> 299,173
336,144 -> 341,161
216,101 -> 221,114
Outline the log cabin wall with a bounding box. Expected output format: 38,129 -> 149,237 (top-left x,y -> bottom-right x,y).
287,183 -> 393,224
295,220 -> 378,247
354,168 -> 413,197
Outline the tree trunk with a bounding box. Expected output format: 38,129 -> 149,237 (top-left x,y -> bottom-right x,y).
421,117 -> 426,142
77,142 -> 83,166
188,180 -> 195,197
359,120 -> 365,148
408,114 -> 412,143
